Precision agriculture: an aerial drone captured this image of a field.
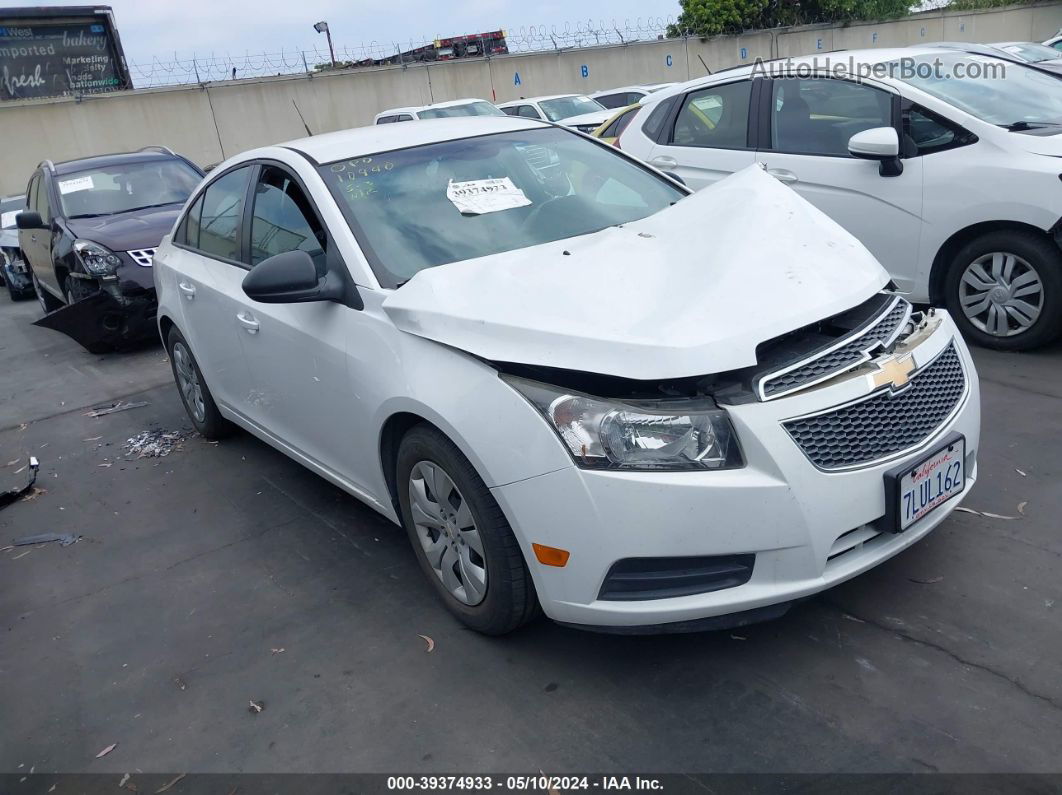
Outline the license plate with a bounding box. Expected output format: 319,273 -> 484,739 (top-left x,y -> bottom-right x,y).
884,433 -> 965,532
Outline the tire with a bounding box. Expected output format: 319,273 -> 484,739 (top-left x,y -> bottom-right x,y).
165,326 -> 233,439
396,424 -> 539,635
63,274 -> 99,303
943,230 -> 1062,351
31,269 -> 63,313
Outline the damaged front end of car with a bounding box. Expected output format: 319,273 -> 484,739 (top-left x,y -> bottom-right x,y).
33,246 -> 158,354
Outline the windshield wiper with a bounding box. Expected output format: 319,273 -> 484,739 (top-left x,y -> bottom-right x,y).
121,201 -> 182,213
68,212 -> 115,219
1001,120 -> 1061,131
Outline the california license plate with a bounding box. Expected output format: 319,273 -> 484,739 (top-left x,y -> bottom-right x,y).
885,433 -> 966,532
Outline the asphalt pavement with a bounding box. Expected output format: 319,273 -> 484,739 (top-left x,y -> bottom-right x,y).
1,291 -> 1060,775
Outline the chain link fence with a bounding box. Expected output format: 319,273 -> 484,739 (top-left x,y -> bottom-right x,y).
127,18 -> 678,88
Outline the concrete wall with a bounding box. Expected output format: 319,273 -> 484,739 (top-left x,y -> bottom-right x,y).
2,1 -> 1061,195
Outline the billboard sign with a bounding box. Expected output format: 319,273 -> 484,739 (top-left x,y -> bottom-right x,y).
0,6 -> 131,101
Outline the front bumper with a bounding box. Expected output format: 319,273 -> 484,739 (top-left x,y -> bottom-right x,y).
491,314 -> 981,630
1,250 -> 32,294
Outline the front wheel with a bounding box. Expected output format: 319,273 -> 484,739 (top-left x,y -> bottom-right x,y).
944,231 -> 1062,351
396,424 -> 539,635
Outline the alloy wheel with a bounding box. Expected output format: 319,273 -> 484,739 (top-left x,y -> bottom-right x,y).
408,460 -> 487,606
959,251 -> 1044,338
172,341 -> 206,423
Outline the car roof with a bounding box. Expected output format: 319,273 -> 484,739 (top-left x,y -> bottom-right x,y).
498,94 -> 585,107
589,85 -> 654,95
280,116 -> 547,163
377,98 -> 494,117
50,151 -> 184,176
376,106 -> 422,117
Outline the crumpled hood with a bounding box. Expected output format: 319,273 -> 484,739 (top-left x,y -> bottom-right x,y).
66,205 -> 181,252
383,165 -> 889,380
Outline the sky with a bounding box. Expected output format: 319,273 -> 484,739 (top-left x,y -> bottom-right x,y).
10,0 -> 681,67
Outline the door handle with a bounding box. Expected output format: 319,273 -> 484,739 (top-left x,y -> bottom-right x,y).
236,311 -> 260,334
177,281 -> 196,301
650,156 -> 678,169
30,234 -> 38,243
767,168 -> 799,184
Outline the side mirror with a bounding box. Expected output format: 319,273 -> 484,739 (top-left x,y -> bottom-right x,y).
16,211 -> 43,230
242,250 -> 345,304
848,127 -> 903,177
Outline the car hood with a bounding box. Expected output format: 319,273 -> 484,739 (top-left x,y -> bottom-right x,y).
382,165 -> 889,380
65,205 -> 182,252
1007,129 -> 1062,156
561,110 -> 613,128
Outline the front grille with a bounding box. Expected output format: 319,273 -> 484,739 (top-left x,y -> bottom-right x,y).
783,342 -> 966,471
127,248 -> 156,267
760,295 -> 911,400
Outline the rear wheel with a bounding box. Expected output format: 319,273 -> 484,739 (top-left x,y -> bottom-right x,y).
31,269 -> 62,313
396,424 -> 539,635
944,230 -> 1062,351
166,326 -> 233,439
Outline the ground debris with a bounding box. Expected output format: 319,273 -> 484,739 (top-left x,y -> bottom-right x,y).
124,429 -> 188,459
909,575 -> 944,584
418,634 -> 435,653
248,699 -> 264,714
955,506 -> 1018,520
1018,501 -> 1028,516
95,742 -> 117,758
155,773 -> 186,793
13,532 -> 79,547
87,401 -> 149,418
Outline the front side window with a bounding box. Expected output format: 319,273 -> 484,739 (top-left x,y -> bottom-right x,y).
904,104 -> 976,156
250,166 -> 326,268
894,53 -> 1062,128
672,81 -> 752,149
517,105 -> 541,119
538,96 -> 605,122
418,101 -> 504,119
194,167 -> 251,261
56,158 -> 201,219
501,106 -> 519,116
319,127 -> 685,287
769,78 -> 892,156
34,174 -> 52,222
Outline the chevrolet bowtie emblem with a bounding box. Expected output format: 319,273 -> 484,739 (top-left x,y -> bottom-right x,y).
870,352 -> 916,392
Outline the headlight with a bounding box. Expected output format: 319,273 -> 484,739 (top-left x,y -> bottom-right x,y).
504,376 -> 744,471
73,240 -> 122,276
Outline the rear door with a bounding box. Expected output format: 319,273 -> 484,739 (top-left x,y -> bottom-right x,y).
167,165 -> 256,413
645,79 -> 758,189
757,77 -> 923,282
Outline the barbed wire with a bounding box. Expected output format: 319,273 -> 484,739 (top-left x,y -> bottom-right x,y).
126,18 -> 678,88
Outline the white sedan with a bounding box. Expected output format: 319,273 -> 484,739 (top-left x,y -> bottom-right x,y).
619,47 -> 1062,351
154,117 -> 980,634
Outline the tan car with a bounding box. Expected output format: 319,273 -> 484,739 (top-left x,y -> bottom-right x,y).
591,104 -> 642,146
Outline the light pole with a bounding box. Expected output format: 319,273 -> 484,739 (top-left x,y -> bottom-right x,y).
314,21 -> 336,68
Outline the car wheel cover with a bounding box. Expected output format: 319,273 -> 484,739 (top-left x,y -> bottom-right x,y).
408,460 -> 488,606
172,342 -> 206,423
959,251 -> 1044,337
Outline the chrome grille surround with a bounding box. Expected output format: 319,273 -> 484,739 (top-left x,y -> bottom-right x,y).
127,248 -> 156,267
782,341 -> 968,472
757,295 -> 912,401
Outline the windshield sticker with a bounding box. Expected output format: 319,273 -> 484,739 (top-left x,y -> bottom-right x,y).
58,176 -> 94,195
446,177 -> 531,215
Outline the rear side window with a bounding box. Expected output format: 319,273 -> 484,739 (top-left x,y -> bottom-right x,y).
396,114 -> 414,122
594,92 -> 627,109
641,96 -> 678,141
517,105 -> 540,119
672,81 -> 753,149
601,107 -> 638,138
176,195 -> 203,247
501,106 -> 519,116
249,166 -> 326,269
376,115 -> 396,124
194,167 -> 251,261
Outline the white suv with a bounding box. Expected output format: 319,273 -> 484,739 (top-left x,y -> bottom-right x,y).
620,47 -> 1062,350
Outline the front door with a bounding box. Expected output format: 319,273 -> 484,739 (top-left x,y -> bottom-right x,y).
757,77 -> 924,288
20,174 -> 58,295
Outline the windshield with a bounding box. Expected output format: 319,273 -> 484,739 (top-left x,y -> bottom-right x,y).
418,101 -> 505,119
998,42 -> 1062,63
57,159 -> 202,218
895,53 -> 1062,126
319,127 -> 685,287
538,96 -> 606,122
